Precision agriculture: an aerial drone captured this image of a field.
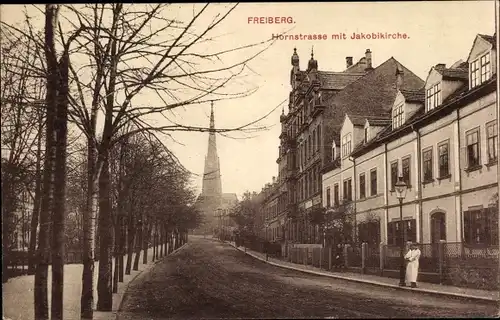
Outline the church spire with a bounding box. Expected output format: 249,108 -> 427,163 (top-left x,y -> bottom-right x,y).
201,101 -> 222,197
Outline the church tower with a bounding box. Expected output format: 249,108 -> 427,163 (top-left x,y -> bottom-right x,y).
201,101 -> 223,197
193,101 -> 239,236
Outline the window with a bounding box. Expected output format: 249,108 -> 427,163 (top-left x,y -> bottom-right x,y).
438,141 -> 450,178
426,82 -> 441,112
422,148 -> 433,182
370,169 -> 377,196
392,103 -> 405,129
390,161 -> 398,190
464,208 -> 499,246
466,128 -> 480,168
317,126 -> 321,152
334,184 -> 339,206
343,178 -> 352,202
312,129 -> 316,154
358,221 -> 381,245
341,133 -> 352,158
359,173 -> 366,199
480,53 -> 491,83
402,157 -> 411,186
486,121 -> 497,163
470,59 -> 480,88
387,219 -> 416,246
308,136 -> 312,159
326,187 -> 331,207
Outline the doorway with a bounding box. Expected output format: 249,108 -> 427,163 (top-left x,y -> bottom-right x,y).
430,212 -> 446,258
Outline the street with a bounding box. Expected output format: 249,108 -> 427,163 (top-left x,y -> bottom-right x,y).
117,237 -> 497,319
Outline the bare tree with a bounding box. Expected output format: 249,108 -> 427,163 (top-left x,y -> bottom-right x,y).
1,17 -> 47,283
3,3 -> 278,316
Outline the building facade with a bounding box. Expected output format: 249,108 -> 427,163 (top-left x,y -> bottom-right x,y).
275,48 -> 371,246
322,33 -> 498,250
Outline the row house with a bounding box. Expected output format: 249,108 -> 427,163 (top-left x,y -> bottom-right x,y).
261,177 -> 281,242
322,33 -> 498,249
276,48 -> 372,246
321,56 -> 424,246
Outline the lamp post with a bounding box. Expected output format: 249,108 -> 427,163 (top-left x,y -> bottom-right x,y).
394,176 -> 408,286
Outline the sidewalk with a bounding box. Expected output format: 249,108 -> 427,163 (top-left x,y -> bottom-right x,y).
228,242 -> 498,303
2,244 -> 187,320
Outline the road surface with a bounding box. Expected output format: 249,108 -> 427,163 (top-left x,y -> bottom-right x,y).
117,237 -> 497,319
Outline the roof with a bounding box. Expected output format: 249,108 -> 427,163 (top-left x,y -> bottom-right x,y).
351,74 -> 496,158
478,33 -> 496,47
348,114 -> 368,126
400,88 -> 425,103
317,71 -> 365,90
366,117 -> 392,126
345,56 -> 370,73
323,57 -> 424,131
436,67 -> 469,81
322,57 -> 424,166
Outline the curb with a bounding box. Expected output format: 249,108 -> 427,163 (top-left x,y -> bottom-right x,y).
114,242 -> 189,320
228,243 -> 497,304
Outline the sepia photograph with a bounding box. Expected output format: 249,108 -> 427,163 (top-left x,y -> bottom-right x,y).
1,1 -> 499,319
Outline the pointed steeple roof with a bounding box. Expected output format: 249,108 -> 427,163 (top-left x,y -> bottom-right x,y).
201,101 -> 222,197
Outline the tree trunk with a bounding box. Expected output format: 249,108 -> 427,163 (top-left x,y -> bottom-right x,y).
142,224 -> 151,265
50,49 -> 70,320
133,222 -> 142,271
152,225 -> 156,262
28,112 -> 43,275
119,218 -> 125,282
96,157 -> 113,311
34,6 -> 58,319
112,213 -> 119,293
81,141 -> 99,319
125,214 -> 135,275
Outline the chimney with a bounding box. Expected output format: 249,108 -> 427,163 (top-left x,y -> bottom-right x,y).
346,56 -> 353,68
396,65 -> 404,90
272,176 -> 276,184
365,49 -> 372,70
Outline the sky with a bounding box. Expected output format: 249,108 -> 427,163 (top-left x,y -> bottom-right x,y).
0,2 -> 496,200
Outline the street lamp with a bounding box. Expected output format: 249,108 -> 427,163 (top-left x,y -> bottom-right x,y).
394,176 -> 408,286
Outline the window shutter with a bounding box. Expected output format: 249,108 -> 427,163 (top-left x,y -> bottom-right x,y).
387,222 -> 394,245
463,211 -> 470,244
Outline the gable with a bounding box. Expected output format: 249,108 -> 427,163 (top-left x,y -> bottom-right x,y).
468,35 -> 494,63
425,68 -> 443,89
341,114 -> 353,136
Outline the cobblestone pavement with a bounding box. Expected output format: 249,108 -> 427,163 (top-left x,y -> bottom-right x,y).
117,238 -> 498,319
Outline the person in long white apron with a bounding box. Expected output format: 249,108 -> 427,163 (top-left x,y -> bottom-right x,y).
404,243 -> 421,288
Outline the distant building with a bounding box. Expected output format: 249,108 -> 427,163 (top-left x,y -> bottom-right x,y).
193,102 -> 238,235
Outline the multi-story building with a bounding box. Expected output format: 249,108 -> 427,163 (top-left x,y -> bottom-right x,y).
261,177 -> 280,242
323,33 -> 498,249
276,48 -> 372,247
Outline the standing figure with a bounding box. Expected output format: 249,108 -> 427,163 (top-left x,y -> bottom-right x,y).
334,243 -> 344,270
404,242 -> 421,288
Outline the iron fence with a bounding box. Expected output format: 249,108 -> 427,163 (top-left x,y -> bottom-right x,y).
347,244 -> 362,268
365,243 -> 380,269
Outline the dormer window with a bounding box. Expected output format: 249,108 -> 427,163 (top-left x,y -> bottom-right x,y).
426,82 -> 441,112
341,133 -> 352,158
392,102 -> 405,129
470,52 -> 491,88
